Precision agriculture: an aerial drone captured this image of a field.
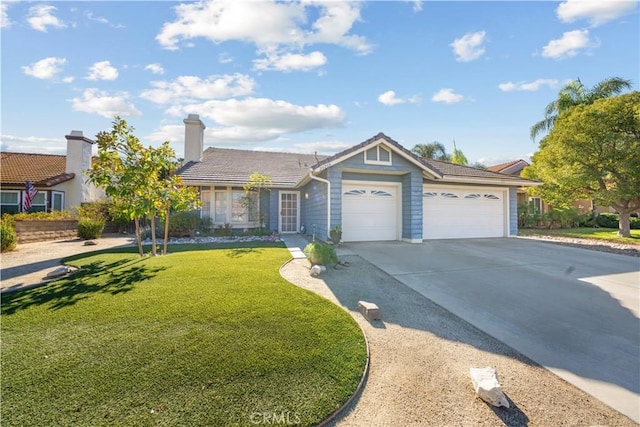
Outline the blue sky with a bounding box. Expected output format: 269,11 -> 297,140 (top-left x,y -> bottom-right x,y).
1,1 -> 638,165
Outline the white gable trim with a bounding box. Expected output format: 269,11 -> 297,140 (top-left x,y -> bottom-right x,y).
314,138 -> 443,178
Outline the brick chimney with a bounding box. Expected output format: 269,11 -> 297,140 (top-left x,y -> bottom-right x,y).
183,114 -> 206,163
65,130 -> 94,208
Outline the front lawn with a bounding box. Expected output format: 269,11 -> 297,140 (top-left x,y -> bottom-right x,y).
1,243 -> 367,426
519,227 -> 640,245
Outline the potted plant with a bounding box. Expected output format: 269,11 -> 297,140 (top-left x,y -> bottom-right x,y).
329,224 -> 342,244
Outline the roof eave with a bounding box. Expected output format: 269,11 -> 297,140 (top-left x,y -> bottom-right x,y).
437,176 -> 542,186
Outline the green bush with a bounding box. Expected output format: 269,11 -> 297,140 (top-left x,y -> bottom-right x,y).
77,217 -> 106,239
168,212 -> 200,237
214,223 -> 233,237
1,219 -> 17,252
9,210 -> 76,221
303,241 -> 337,266
596,213 -> 619,228
596,213 -> 640,229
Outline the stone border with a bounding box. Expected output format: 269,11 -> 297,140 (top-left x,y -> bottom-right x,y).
279,258 -> 371,427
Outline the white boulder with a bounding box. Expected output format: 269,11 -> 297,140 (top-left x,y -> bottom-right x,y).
310,265 -> 326,276
469,367 -> 510,408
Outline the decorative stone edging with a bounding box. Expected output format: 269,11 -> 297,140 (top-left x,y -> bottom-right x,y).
278,258 -> 371,427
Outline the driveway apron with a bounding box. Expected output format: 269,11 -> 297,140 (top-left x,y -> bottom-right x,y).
348,238 -> 640,422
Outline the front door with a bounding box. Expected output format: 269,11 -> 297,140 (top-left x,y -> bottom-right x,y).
279,191 -> 299,233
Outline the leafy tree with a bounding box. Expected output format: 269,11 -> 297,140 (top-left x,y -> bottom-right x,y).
89,117 -> 200,255
241,172 -> 272,230
530,77 -> 632,141
450,140 -> 468,165
523,92 -> 640,237
411,141 -> 449,160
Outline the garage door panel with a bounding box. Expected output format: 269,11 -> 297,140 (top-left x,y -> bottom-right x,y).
342,182 -> 399,242
423,186 -> 506,239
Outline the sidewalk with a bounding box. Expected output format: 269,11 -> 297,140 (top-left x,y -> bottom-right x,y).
1,234 -> 135,293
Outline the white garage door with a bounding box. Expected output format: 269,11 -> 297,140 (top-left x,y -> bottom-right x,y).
423,185 -> 506,239
342,182 -> 400,242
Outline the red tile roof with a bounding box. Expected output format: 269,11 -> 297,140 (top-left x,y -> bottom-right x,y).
0,152 -> 74,187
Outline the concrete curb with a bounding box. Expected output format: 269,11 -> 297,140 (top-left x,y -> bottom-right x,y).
279,257 -> 371,427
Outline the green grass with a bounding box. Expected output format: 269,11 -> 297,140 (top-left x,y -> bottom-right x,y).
519,227 -> 640,245
1,243 -> 367,426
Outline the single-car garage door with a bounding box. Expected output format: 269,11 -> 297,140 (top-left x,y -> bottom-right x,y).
342,182 -> 400,242
423,185 -> 506,239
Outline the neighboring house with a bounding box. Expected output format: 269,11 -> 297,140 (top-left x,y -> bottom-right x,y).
487,159 -> 613,215
0,131 -> 102,214
178,114 -> 539,242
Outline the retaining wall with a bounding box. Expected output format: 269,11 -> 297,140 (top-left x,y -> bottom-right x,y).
13,220 -> 79,243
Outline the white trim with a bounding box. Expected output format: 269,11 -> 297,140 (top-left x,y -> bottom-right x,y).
278,190 -> 300,234
314,138 -> 443,179
341,179 -> 402,241
432,175 -> 541,187
403,238 -> 423,244
363,144 -> 392,166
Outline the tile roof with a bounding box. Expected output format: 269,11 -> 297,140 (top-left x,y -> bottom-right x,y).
486,159 -> 529,176
422,158 -> 536,183
0,152 -> 75,187
177,134 -> 538,188
178,147 -> 328,187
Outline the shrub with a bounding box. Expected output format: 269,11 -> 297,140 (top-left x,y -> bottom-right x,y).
168,212 -> 200,237
596,213 -> 619,228
214,223 -> 233,237
10,210 -> 76,221
77,217 -> 106,240
632,217 -> 640,230
1,219 -> 17,252
303,241 -> 337,266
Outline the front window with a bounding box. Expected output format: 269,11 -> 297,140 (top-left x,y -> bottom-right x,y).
212,188 -> 259,225
52,191 -> 64,211
0,190 -> 20,214
529,197 -> 542,214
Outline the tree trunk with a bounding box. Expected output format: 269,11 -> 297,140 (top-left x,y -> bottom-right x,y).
163,205 -> 170,255
134,216 -> 144,256
618,211 -> 631,238
150,215 -> 157,256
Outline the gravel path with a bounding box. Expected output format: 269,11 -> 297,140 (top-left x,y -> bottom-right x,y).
281,256 -> 637,426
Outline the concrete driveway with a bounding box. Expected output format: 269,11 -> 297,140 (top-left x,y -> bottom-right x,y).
347,238 -> 640,422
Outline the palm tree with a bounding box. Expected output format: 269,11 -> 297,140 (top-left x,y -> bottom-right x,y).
411,141 -> 449,160
450,140 -> 468,165
530,77 -> 632,141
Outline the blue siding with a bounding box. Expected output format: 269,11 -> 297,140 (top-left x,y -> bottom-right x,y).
323,145 -> 424,241
509,186 -> 518,236
268,190 -> 280,233
300,179 -> 328,240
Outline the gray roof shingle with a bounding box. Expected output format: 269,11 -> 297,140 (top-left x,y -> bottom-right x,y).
178,147 -> 327,187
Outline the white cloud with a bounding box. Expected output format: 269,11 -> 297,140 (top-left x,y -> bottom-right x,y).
431,88 -> 464,104
22,57 -> 67,80
140,74 -> 256,104
542,29 -> 596,59
451,30 -> 486,62
27,4 -> 66,32
145,63 -> 165,75
1,3 -> 12,28
410,1 -> 424,12
70,88 -> 142,118
156,0 -> 371,54
378,90 -> 420,106
62,76 -> 75,84
86,61 -> 119,81
219,52 -> 234,64
498,79 -> 561,92
253,51 -> 327,72
165,97 -> 346,144
83,11 -> 125,28
0,135 -> 66,155
557,0 -> 637,27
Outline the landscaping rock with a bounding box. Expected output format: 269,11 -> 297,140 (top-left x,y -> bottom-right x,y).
470,367 -> 510,408
310,265 -> 326,276
45,266 -> 73,279
83,240 -> 97,246
358,300 -> 381,321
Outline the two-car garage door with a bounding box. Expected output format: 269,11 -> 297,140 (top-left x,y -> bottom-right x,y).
340,182 -> 507,241
423,185 -> 506,239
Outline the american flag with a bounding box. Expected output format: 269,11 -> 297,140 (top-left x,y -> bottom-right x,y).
23,181 -> 38,211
